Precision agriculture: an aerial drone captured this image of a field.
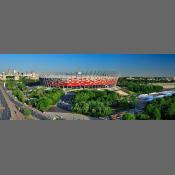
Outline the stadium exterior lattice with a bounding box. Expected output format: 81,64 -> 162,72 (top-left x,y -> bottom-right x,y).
39,71 -> 119,89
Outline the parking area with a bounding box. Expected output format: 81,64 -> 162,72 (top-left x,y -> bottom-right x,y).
45,111 -> 98,120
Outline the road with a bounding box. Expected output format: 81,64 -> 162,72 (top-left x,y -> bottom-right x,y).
0,86 -> 24,120
4,87 -> 49,120
0,87 -> 11,120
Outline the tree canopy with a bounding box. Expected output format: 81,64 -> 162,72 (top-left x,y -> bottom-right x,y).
6,80 -> 64,112
122,113 -> 135,120
118,78 -> 163,94
136,94 -> 175,120
28,88 -> 64,112
71,90 -> 135,118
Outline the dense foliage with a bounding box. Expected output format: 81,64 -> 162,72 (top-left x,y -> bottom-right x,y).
118,78 -> 163,94
13,89 -> 25,103
122,113 -> 135,120
123,95 -> 175,120
119,77 -> 174,84
142,94 -> 175,120
71,90 -> 136,117
27,88 -> 64,112
5,80 -> 16,91
20,108 -> 32,116
6,80 -> 26,102
6,80 -> 64,112
20,108 -> 33,120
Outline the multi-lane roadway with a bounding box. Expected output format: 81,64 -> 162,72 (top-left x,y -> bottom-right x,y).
0,87 -> 11,120
0,86 -> 26,120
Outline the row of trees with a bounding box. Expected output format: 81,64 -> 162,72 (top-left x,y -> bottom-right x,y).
71,90 -> 136,117
123,94 -> 175,120
118,79 -> 163,94
119,77 -> 174,84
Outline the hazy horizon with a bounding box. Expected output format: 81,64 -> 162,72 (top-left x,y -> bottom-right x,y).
0,54 -> 175,77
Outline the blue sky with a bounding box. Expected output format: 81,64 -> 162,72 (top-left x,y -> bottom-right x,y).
0,54 -> 175,76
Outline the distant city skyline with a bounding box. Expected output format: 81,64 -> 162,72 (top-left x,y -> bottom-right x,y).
0,54 -> 175,77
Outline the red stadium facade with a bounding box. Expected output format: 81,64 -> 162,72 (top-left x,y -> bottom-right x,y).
39,72 -> 119,89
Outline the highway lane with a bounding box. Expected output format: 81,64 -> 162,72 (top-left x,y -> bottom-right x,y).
0,88 -> 11,120
0,86 -> 25,120
3,86 -> 46,120
0,84 -> 46,120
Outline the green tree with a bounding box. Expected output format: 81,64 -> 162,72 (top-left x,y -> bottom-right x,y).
130,95 -> 137,107
18,82 -> 26,91
21,108 -> 32,116
152,107 -> 161,120
13,89 -> 25,103
118,79 -> 163,94
136,113 -> 150,120
145,103 -> 161,120
6,80 -> 16,90
82,102 -> 90,114
72,90 -> 117,117
36,97 -> 53,112
167,103 -> 175,120
122,113 -> 135,120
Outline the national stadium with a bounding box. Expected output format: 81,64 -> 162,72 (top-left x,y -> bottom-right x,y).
39,71 -> 119,89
